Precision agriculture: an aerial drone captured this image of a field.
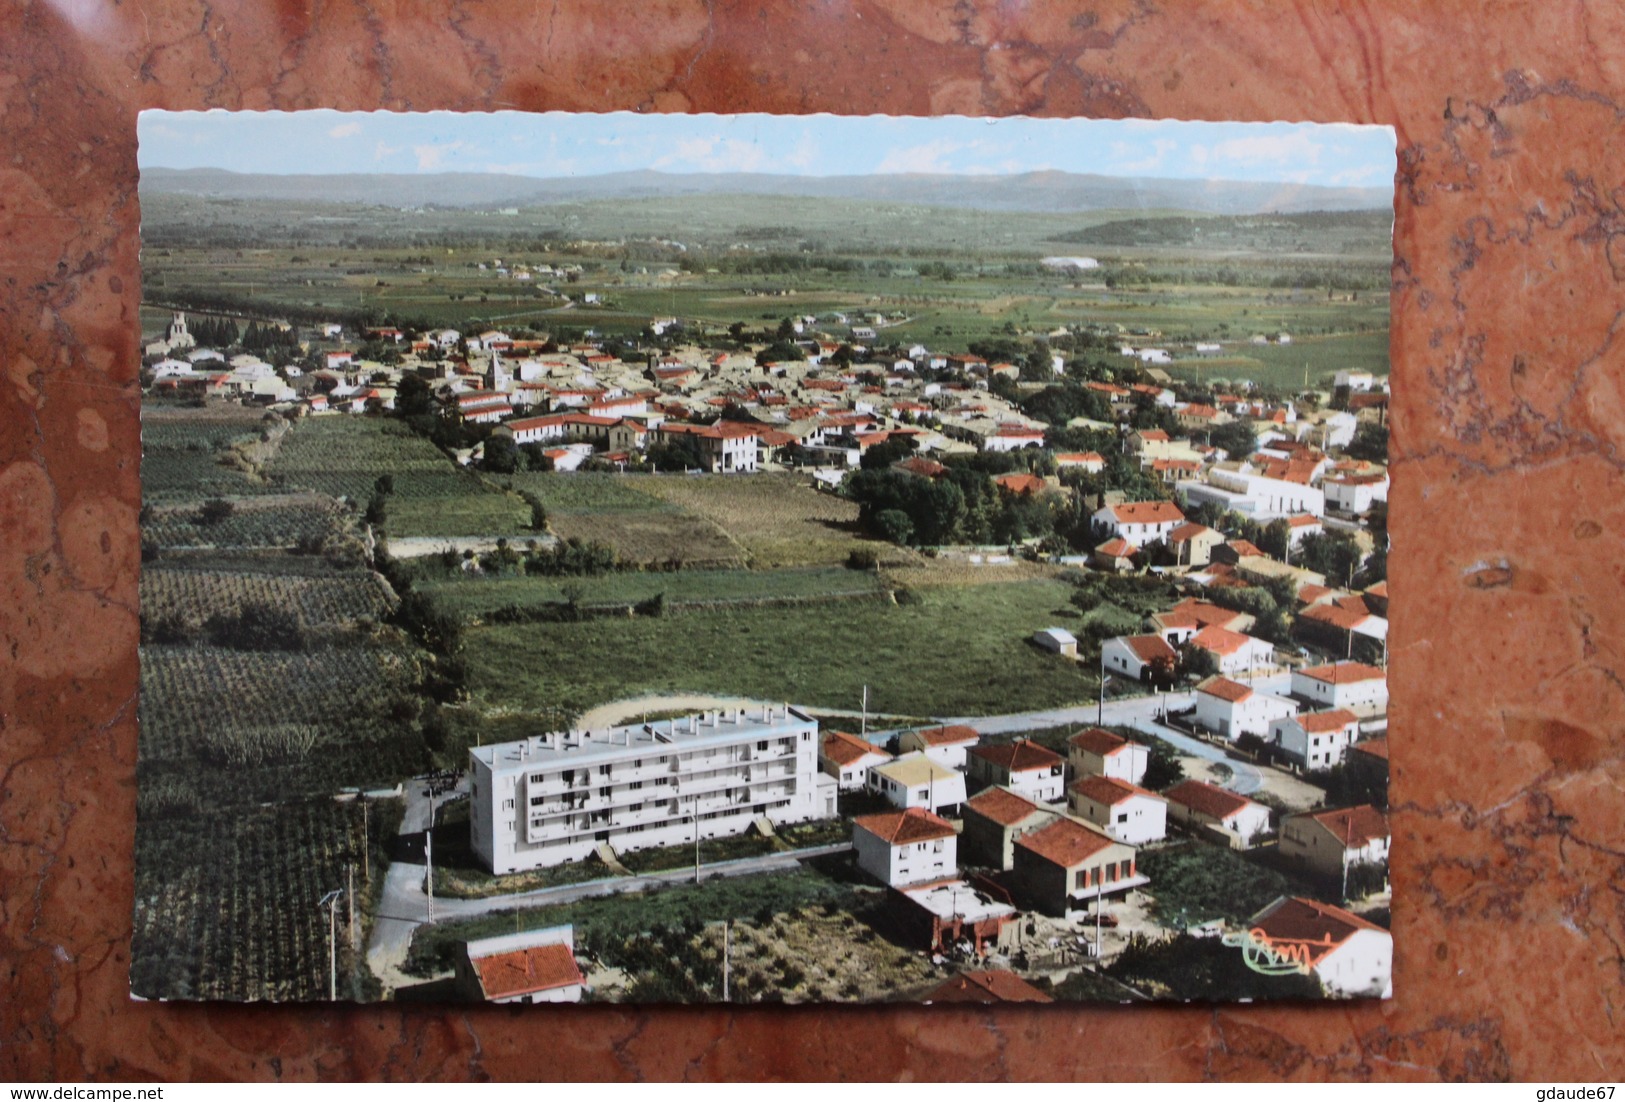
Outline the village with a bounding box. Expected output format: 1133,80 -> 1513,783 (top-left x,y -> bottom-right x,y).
139,286 -> 1392,1006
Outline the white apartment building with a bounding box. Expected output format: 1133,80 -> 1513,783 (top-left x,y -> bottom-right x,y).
469,705 -> 837,874
1179,465 -> 1325,519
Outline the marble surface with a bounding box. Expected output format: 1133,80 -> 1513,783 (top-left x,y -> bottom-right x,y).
3,0 -> 1623,1082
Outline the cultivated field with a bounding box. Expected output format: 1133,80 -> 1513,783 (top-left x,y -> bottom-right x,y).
501,471 -> 744,566
633,473 -> 895,568
142,494 -> 354,550
141,558 -> 397,631
132,797 -> 397,1002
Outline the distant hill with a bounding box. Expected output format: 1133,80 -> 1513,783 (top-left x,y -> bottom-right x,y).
140,167 -> 1391,216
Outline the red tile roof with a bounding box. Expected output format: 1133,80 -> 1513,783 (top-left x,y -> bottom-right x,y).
925,970 -> 1054,1004
1299,604 -> 1367,632
1094,538 -> 1139,559
1164,779 -> 1256,823
1168,522 -> 1218,544
968,739 -> 1063,774
821,730 -> 889,768
1068,728 -> 1136,757
854,807 -> 956,846
1301,805 -> 1389,847
1190,624 -> 1258,657
1014,817 -> 1118,868
1055,452 -> 1105,466
1287,514 -> 1322,529
1249,896 -> 1387,965
1196,676 -> 1254,704
964,786 -> 1046,827
472,942 -> 584,1000
994,473 -> 1047,496
1119,634 -> 1178,663
1299,662 -> 1386,685
1070,774 -> 1164,807
1351,737 -> 1389,762
909,724 -> 980,748
1298,708 -> 1359,733
1105,501 -> 1186,525
1225,539 -> 1266,558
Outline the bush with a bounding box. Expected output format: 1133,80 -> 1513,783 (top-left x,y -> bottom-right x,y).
846,548 -> 881,571
197,498 -> 234,526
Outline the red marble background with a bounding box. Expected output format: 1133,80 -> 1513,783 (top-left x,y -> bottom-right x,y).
3,0 -> 1623,1081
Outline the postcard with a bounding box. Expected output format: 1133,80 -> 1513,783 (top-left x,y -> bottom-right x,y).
134,109 -> 1395,1004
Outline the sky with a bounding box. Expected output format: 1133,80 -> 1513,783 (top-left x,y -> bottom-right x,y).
139,111 -> 1395,189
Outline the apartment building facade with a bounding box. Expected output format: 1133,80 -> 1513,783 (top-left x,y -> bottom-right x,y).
470,705 -> 837,874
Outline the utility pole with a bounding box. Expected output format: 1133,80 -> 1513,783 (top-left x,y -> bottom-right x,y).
860,685 -> 868,738
347,863 -> 356,948
1097,652 -> 1107,725
361,799 -> 370,883
319,888 -> 344,1001
693,811 -> 700,885
425,789 -> 436,925
722,921 -> 731,1002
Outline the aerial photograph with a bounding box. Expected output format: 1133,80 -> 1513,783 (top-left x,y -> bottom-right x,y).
134,110 -> 1395,1005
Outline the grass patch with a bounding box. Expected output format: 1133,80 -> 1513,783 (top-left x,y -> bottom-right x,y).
417,565 -> 886,620
633,473 -> 890,568
617,831 -> 781,874
460,577 -> 1098,718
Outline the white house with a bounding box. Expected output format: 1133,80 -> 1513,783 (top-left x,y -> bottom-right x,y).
852,807 -> 958,888
965,740 -> 1066,804
1323,473 -> 1389,515
1194,677 -> 1298,740
1091,500 -> 1186,545
1068,775 -> 1168,845
1187,625 -> 1276,676
1101,634 -> 1178,681
1164,779 -> 1273,848
1179,465 -> 1325,520
1066,728 -> 1150,786
1291,663 -> 1388,713
868,753 -> 967,814
1246,896 -> 1392,998
1270,709 -> 1361,771
818,730 -> 893,792
1334,370 -> 1376,392
455,926 -> 585,1004
896,725 -> 980,771
983,425 -> 1048,452
1279,805 -> 1389,882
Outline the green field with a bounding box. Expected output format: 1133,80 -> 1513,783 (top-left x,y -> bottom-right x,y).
461,577 -> 1094,718
417,565 -> 886,620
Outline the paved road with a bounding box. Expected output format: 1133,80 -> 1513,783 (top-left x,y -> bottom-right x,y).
931,671 -> 1298,797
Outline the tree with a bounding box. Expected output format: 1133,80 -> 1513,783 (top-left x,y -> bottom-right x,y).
1209,420 -> 1259,460
396,374 -> 434,418
482,434 -> 519,474
1344,421 -> 1389,463
859,434 -> 917,471
871,509 -> 914,545
1298,530 -> 1364,587
1179,643 -> 1220,681
197,498 -> 234,526
1142,739 -> 1185,790
647,433 -> 708,472
1257,518 -> 1292,560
